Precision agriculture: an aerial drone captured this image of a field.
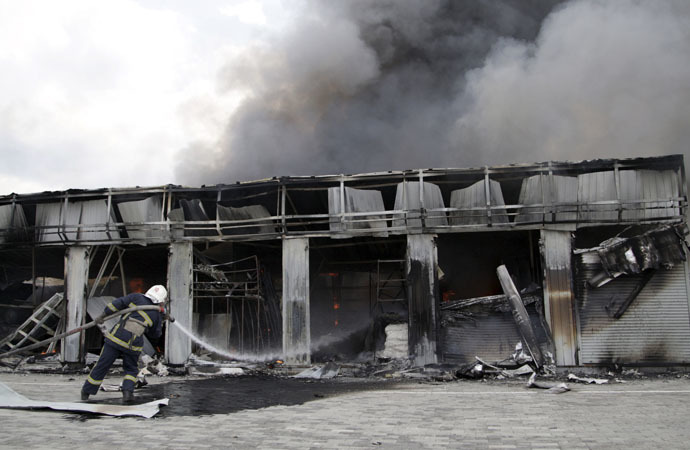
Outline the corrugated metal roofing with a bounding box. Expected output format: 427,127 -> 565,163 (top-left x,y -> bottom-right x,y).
392,182 -> 447,228
78,199 -> 119,241
577,169 -> 681,223
576,253 -> 690,364
117,196 -> 165,240
449,179 -> 508,225
618,169 -> 680,220
515,175 -> 578,224
327,187 -> 388,237
577,171 -> 618,222
35,202 -> 81,242
217,204 -> 276,236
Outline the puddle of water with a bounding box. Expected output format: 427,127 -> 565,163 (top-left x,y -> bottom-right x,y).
137,376 -> 402,418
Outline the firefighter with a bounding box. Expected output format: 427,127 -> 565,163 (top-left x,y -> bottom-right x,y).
80,285 -> 167,403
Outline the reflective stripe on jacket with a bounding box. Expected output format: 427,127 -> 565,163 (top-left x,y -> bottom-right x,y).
103,293 -> 162,354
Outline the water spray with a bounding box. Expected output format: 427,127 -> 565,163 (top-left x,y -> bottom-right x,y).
170,321 -> 280,363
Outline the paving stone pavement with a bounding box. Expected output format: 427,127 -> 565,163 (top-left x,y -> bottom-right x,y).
1,372 -> 690,449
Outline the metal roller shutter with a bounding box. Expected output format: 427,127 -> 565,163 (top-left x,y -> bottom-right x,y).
576,253 -> 690,364
441,307 -> 546,364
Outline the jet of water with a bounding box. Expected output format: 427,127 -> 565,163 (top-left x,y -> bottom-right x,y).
170,321 -> 279,363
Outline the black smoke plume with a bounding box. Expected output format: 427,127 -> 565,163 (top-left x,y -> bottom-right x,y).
176,0 -> 690,185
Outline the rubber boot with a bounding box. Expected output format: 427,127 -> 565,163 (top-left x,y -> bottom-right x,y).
122,390 -> 134,404
80,391 -> 90,401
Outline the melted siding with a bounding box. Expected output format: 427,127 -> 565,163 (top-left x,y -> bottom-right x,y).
578,171 -> 618,222
515,175 -> 578,224
619,169 -> 680,220
393,182 -> 448,228
79,199 -> 120,241
117,196 -> 165,239
449,179 -> 508,225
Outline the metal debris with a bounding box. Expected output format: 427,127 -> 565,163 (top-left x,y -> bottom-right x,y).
293,362 -> 340,379
567,374 -> 609,385
188,366 -> 246,377
0,381 -> 168,418
578,224 -> 688,287
527,373 -> 570,394
497,265 -> 544,369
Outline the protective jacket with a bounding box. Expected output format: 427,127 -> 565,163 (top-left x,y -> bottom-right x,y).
103,293 -> 163,354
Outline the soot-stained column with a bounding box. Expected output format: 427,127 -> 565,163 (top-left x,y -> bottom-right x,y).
166,241 -> 193,365
541,230 -> 578,366
282,237 -> 310,365
406,234 -> 440,366
62,246 -> 90,363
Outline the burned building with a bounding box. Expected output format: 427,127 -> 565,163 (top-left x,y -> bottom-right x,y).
0,154 -> 688,368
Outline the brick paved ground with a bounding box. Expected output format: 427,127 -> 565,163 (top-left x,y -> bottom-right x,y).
0,372 -> 689,449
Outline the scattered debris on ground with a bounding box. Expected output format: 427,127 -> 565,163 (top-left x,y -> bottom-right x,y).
293,362 -> 340,379
568,373 -> 609,384
527,373 -> 571,394
0,381 -> 168,418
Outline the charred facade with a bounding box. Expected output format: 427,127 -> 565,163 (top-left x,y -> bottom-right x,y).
0,154 -> 688,367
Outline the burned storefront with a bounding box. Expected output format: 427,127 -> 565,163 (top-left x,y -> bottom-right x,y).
0,154 -> 688,369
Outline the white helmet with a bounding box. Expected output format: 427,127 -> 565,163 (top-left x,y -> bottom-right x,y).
144,285 -> 168,304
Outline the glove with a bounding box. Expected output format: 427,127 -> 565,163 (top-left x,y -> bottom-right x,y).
94,313 -> 106,324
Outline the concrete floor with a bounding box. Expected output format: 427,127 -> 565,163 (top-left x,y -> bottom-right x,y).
1,371 -> 689,449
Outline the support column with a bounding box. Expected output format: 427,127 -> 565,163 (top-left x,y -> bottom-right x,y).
406,234 -> 439,366
282,237 -> 310,365
541,230 -> 578,366
166,241 -> 193,365
62,246 -> 90,363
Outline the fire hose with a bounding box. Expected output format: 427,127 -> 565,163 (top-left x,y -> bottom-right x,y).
0,305 -> 175,359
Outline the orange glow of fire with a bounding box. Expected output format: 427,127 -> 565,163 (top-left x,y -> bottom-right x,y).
129,277 -> 145,293
442,290 -> 456,302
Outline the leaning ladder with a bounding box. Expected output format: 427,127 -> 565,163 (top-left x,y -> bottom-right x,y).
0,293 -> 65,353
374,259 -> 407,313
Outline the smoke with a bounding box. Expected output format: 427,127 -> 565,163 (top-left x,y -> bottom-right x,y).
454,0 -> 690,165
175,0 -> 690,185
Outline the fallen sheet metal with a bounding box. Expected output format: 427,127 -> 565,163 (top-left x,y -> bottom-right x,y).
188,366 -> 245,377
527,373 -> 570,394
567,374 -> 609,385
0,381 -> 168,418
293,362 -> 340,379
496,265 -> 544,368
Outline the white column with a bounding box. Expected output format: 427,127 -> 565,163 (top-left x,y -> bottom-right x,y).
282,237 -> 310,365
166,241 -> 193,365
406,234 -> 439,366
62,246 -> 90,363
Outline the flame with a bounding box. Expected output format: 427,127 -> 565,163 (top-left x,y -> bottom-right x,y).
442,290 -> 456,302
